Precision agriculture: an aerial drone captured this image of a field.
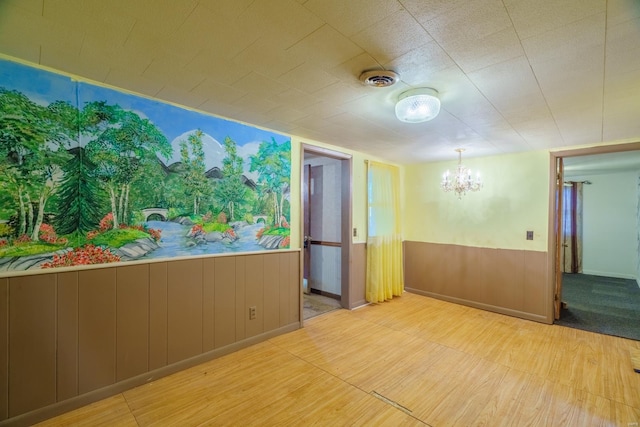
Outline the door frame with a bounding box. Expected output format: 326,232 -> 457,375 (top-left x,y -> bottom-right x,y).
300,144 -> 353,321
547,141 -> 640,322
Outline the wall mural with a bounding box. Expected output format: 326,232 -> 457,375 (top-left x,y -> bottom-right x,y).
0,58 -> 291,273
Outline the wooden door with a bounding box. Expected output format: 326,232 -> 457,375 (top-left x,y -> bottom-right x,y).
303,164 -> 311,282
554,157 -> 564,320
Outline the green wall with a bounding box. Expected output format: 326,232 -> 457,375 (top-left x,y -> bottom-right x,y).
403,150 -> 550,252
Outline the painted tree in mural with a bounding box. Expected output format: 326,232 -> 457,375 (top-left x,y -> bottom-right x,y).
214,136 -> 249,221
249,138 -> 291,226
55,148 -> 105,235
79,100 -> 121,227
45,101 -> 98,236
179,129 -> 210,216
0,89 -> 72,240
128,154 -> 169,212
29,100 -> 79,241
83,102 -> 172,228
0,89 -> 36,237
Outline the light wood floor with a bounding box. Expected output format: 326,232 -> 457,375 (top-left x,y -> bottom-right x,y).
37,292 -> 640,426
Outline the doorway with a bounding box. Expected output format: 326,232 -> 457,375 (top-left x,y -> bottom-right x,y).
301,145 -> 352,321
550,142 -> 640,339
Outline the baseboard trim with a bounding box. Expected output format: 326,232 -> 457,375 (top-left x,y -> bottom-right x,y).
581,270 -> 637,280
309,288 -> 340,300
1,322 -> 301,427
405,288 -> 551,325
348,299 -> 367,309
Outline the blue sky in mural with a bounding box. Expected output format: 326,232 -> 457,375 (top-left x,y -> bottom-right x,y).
0,58 -> 76,104
0,58 -> 289,173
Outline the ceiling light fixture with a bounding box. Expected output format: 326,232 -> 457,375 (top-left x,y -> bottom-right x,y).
441,149 -> 482,199
395,88 -> 440,123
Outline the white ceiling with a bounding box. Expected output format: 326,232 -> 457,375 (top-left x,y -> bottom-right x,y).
1,0 -> 639,164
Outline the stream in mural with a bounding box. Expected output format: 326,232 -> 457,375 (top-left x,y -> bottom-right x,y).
144,220 -> 265,258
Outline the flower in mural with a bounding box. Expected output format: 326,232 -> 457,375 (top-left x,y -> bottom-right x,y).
42,244 -> 121,268
189,224 -> 205,238
99,213 -> 115,232
279,236 -> 290,248
38,224 -> 59,244
146,228 -> 162,242
217,211 -> 228,224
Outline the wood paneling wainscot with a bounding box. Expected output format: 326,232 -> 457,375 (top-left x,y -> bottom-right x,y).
0,251 -> 300,426
404,241 -> 550,323
78,268 -> 117,395
349,242 -> 366,309
9,275 -> 57,418
116,265 -> 150,382
56,272 -> 79,402
148,263 -> 168,371
0,278 -> 8,421
167,259 -> 203,364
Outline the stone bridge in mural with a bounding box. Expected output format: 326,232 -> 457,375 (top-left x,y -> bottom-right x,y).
141,209 -> 268,224
141,208 -> 169,222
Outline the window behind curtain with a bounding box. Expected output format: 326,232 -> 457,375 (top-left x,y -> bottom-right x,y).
366,161 -> 403,302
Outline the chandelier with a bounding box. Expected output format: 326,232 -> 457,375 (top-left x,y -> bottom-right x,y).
441,149 -> 482,199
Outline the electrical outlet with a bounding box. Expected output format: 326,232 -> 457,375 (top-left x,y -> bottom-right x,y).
526,231 -> 533,240
249,306 -> 257,320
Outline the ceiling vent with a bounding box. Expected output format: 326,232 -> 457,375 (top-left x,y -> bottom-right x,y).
359,70 -> 399,88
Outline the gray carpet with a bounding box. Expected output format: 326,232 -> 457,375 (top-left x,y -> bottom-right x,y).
556,273 -> 640,341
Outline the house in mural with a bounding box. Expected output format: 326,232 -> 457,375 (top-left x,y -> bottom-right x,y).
0,58 -> 291,273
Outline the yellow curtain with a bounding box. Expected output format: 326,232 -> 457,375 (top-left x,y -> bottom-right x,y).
366,161 -> 404,303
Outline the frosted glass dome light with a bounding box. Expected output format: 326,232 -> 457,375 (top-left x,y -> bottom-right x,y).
395,88 -> 440,123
